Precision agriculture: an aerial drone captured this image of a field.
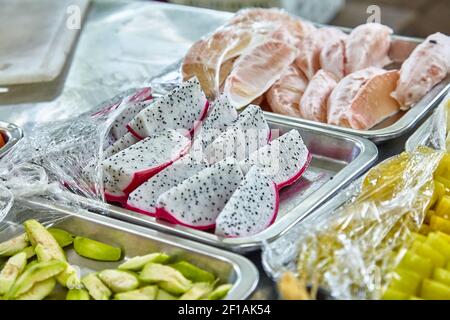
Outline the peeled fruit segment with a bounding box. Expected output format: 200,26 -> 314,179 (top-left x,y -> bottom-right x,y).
127,77 -> 208,139
0,233 -> 29,257
224,40 -> 298,109
215,166 -> 279,237
73,236 -> 122,262
16,278 -> 56,300
320,37 -> 347,80
327,68 -> 400,130
48,228 -> 74,248
420,279 -> 450,300
81,273 -> 112,300
299,70 -> 337,123
156,158 -> 244,230
139,263 -> 192,295
6,260 -> 66,299
208,283 -> 233,300
295,27 -> 347,80
179,282 -> 213,300
114,285 -> 158,300
239,129 -> 311,189
392,32 -> 450,109
118,253 -> 170,271
102,129 -> 191,203
266,64 -> 308,118
0,252 -> 27,295
344,23 -> 392,74
98,270 -> 139,293
170,261 -> 215,283
66,288 -> 90,300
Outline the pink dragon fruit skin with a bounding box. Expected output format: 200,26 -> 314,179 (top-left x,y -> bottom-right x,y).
215,166 -> 280,238
155,158 -> 244,230
126,77 -> 209,140
204,104 -> 271,164
102,130 -> 191,204
239,129 -> 312,189
110,101 -> 150,141
125,153 -> 208,216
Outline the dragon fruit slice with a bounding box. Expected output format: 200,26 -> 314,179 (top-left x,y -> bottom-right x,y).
127,77 -> 209,139
194,94 -> 238,148
110,101 -> 150,140
204,104 -> 270,164
103,130 -> 191,204
155,158 -> 244,230
215,166 -> 279,237
104,132 -> 139,158
126,154 -> 209,216
239,129 -> 311,189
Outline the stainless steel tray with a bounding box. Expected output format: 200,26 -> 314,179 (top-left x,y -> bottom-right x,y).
0,199 -> 258,300
263,35 -> 450,144
72,117 -> 378,253
0,121 -> 23,158
405,116 -> 433,152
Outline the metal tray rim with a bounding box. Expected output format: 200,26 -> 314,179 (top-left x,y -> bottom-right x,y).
70,120 -> 378,253
22,198 -> 259,300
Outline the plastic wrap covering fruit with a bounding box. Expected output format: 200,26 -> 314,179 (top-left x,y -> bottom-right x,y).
263,146 -> 444,299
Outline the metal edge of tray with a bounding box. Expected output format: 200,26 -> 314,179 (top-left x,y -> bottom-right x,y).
21,197 -> 259,300
263,78 -> 450,144
69,119 -> 378,253
0,121 -> 23,158
404,116 -> 433,152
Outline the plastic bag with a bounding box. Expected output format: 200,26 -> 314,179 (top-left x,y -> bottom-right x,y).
263,146 -> 444,300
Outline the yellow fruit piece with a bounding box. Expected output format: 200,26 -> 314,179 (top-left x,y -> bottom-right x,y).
420,279 -> 450,300
425,210 -> 435,224
388,268 -> 422,295
430,215 -> 450,234
435,154 -> 450,179
425,232 -> 450,260
412,232 -> 426,243
433,268 -> 450,287
435,195 -> 450,218
419,224 -> 430,235
435,231 -> 450,243
435,176 -> 450,190
409,296 -> 423,300
411,241 -> 446,268
398,251 -> 433,278
382,288 -> 409,300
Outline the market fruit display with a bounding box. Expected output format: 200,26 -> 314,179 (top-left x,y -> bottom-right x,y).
182,8 -> 450,129
0,220 -> 233,300
84,76 -> 312,238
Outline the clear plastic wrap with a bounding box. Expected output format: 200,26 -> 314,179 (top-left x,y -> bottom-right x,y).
263,146 -> 444,300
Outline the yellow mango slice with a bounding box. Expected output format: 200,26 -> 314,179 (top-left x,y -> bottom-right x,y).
420,279 -> 450,300
388,268 -> 422,295
435,195 -> 450,218
411,241 -> 446,268
398,251 -> 433,278
425,232 -> 450,260
430,215 -> 450,234
433,268 -> 450,287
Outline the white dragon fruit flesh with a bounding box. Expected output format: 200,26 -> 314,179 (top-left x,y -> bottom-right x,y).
204,104 -> 271,164
102,130 -> 191,204
110,101 -> 150,140
193,94 -> 238,148
239,129 -> 312,189
155,158 -> 244,230
126,153 -> 209,216
127,77 -> 209,139
215,166 -> 279,237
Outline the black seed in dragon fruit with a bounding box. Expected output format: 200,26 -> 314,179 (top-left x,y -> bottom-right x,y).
110,101 -> 150,140
239,129 -> 312,189
155,158 -> 244,230
215,166 -> 279,237
204,104 -> 270,164
127,77 -> 209,139
126,153 -> 209,216
102,129 -> 191,204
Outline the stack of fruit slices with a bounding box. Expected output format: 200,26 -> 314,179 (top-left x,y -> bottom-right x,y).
383,153 -> 450,300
